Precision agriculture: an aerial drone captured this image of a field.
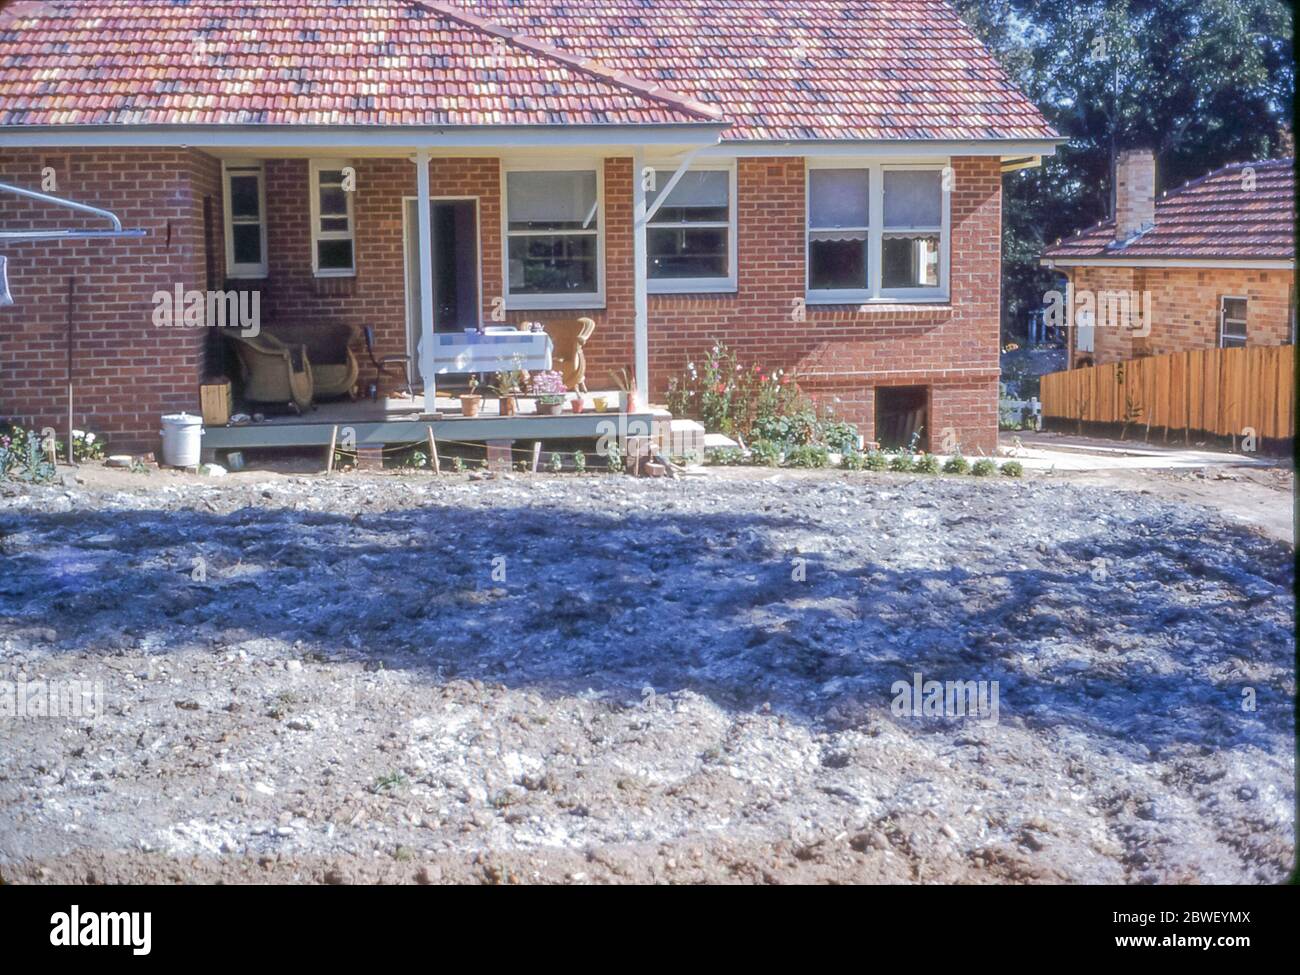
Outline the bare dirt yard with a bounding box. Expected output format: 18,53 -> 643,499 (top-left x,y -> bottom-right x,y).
0,463 -> 1293,884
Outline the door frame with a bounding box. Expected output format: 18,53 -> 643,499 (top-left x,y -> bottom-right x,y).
401,194 -> 484,365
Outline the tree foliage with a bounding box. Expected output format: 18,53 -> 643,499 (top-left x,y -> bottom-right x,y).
956,0 -> 1294,336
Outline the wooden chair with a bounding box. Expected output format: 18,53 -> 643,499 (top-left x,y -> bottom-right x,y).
545,317 -> 595,392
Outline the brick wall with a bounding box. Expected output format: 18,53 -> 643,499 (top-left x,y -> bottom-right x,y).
0,148 -> 211,453
3,148 -> 1007,454
1067,264 -> 1295,366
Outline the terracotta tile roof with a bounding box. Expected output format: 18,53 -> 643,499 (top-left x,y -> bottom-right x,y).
1043,159 -> 1296,263
0,0 -> 720,127
458,0 -> 1059,141
0,0 -> 1056,141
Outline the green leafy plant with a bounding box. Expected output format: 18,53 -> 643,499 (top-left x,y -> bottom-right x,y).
605,443 -> 622,473
840,450 -> 868,471
819,418 -> 860,454
573,450 -> 586,473
783,443 -> 830,468
1000,460 -> 1025,478
864,450 -> 889,472
71,429 -> 105,462
914,453 -> 942,475
971,458 -> 997,477
706,447 -> 747,466
748,439 -> 782,467
889,453 -> 915,473
451,455 -> 466,474
942,454 -> 970,475
0,428 -> 57,484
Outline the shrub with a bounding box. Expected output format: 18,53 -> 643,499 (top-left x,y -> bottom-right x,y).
605,444 -> 623,473
748,439 -> 782,467
840,450 -> 868,471
573,450 -> 586,473
889,453 -> 915,473
864,450 -> 889,472
549,452 -> 564,473
914,453 -> 942,475
971,458 -> 997,477
942,454 -> 970,475
707,447 -> 746,466
783,444 -> 830,468
1000,460 -> 1025,478
820,418 -> 860,454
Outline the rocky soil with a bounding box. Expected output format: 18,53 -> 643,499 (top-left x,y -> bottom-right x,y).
0,466 -> 1293,884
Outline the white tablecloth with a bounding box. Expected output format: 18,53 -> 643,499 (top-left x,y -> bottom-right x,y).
421,330 -> 554,376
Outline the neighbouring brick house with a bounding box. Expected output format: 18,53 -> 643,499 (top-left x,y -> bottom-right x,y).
0,0 -> 1059,453
1041,150 -> 1295,368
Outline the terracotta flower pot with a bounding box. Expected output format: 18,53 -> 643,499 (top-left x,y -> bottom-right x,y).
501,396 -> 517,417
459,394 -> 482,418
570,396 -> 585,414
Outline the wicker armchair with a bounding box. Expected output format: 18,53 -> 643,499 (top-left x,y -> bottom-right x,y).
224,332 -> 314,413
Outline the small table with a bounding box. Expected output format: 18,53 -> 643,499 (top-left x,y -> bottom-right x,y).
424,329 -> 553,376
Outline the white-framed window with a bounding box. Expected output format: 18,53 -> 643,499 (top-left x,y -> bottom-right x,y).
503,166 -> 603,309
806,160 -> 950,303
647,165 -> 736,293
309,159 -> 356,277
1219,296 -> 1248,348
222,161 -> 267,278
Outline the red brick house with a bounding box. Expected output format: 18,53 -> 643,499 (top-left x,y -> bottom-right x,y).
0,0 -> 1059,452
1041,151 -> 1295,368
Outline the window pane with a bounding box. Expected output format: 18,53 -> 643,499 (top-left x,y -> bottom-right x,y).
809,236 -> 866,290
317,238 -> 354,271
882,233 -> 940,289
648,169 -> 728,214
229,174 -> 261,219
320,217 -> 350,233
651,205 -> 729,224
508,171 -> 597,231
648,227 -> 728,279
232,223 -> 262,265
1222,297 -> 1248,321
884,170 -> 942,228
809,169 -> 869,228
508,234 -> 597,294
318,184 -> 349,218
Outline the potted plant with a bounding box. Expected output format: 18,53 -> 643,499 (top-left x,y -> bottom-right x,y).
491,368 -> 524,416
459,375 -> 483,418
610,366 -> 641,412
570,393 -> 585,414
529,370 -> 567,416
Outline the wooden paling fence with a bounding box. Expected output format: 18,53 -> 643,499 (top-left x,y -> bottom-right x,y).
1040,345 -> 1295,442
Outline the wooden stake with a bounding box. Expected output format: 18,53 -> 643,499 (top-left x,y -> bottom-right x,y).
530,441 -> 542,473
426,425 -> 440,474
326,424 -> 338,473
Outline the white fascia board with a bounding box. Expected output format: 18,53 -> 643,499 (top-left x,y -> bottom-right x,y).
698,137 -> 1064,160
1042,257 -> 1296,271
0,123 -> 727,151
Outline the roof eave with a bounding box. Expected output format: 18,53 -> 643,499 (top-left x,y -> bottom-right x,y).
1041,255 -> 1296,271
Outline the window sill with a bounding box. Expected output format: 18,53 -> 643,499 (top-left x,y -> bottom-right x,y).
649,282 -> 737,296
314,270 -> 356,279
506,295 -> 606,311
226,271 -> 268,281
805,294 -> 951,312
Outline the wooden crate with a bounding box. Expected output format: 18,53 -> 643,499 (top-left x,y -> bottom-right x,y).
200,379 -> 232,426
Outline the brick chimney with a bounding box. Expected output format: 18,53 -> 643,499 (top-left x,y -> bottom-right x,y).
1114,149 -> 1156,241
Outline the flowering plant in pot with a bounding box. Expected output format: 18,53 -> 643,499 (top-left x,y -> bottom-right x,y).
459,375 -> 483,418
491,368 -> 525,416
529,370 -> 567,415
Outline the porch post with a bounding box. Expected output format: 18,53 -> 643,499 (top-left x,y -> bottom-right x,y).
414,150 -> 436,401
631,148 -> 649,405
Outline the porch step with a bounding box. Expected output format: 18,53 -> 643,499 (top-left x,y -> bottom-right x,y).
653,418 -> 706,463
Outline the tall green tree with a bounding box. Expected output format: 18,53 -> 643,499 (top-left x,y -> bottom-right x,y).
957,0 -> 1294,337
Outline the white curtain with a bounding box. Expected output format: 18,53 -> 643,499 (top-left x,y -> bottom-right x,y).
884,170 -> 942,228
649,169 -> 728,209
508,171 -> 597,224
809,169 -> 870,228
